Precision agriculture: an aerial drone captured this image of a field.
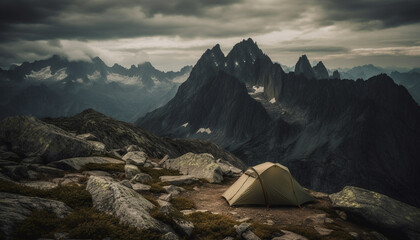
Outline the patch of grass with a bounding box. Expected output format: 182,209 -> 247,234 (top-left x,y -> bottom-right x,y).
251,222 -> 284,240
80,163 -> 124,172
148,182 -> 167,193
151,207 -> 187,236
0,179 -> 91,209
185,212 -> 238,240
12,208 -> 162,240
138,166 -> 180,182
11,210 -> 60,240
143,194 -> 159,207
171,196 -> 196,211
283,225 -> 322,240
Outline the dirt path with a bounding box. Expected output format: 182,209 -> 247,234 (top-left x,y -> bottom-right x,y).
181,178 -> 381,239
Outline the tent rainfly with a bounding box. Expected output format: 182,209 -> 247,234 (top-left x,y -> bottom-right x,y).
222,162 -> 314,207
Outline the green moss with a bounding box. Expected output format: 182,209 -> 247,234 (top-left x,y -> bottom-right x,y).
138,166 -> 180,182
0,179 -> 92,209
12,208 -> 162,240
283,225 -> 322,240
171,196 -> 196,211
80,163 -> 124,172
251,222 -> 284,240
185,212 -> 238,240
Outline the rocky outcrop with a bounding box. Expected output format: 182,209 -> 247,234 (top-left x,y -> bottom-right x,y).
330,186 -> 420,240
159,175 -> 199,186
0,192 -> 71,237
0,116 -> 94,163
294,55 -> 315,80
123,151 -> 147,166
48,156 -> 124,171
162,153 -> 224,183
86,176 -> 171,232
313,61 -> 329,80
43,109 -> 246,170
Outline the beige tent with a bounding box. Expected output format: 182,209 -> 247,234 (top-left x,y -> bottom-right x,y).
222,162 -> 314,207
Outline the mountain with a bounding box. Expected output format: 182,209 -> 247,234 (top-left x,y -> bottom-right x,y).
390,71 -> 420,104
313,61 -> 329,80
332,70 -> 341,79
0,55 -> 192,122
294,55 -> 315,79
137,39 -> 420,208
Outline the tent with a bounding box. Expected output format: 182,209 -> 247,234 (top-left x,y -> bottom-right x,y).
222,162 -> 314,207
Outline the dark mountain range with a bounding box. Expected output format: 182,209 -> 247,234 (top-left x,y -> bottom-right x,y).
313,61 -> 329,80
0,55 -> 192,122
137,38 -> 420,208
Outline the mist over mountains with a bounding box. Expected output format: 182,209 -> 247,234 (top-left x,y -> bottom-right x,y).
137,38 -> 420,208
0,55 -> 192,122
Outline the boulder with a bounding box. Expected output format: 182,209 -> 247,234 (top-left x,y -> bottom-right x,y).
130,173 -> 153,184
163,185 -> 185,196
0,192 -> 71,237
2,165 -> 28,180
35,165 -> 65,176
82,170 -> 111,177
88,140 -> 106,152
159,175 -> 199,186
272,230 -> 308,240
76,133 -> 98,141
162,153 -> 223,183
125,164 -> 141,179
125,145 -> 144,153
86,176 -> 171,232
0,116 -> 94,162
119,179 -> 132,189
122,151 -> 147,166
22,181 -> 58,190
48,156 -> 124,171
161,232 -> 179,240
216,159 -> 242,177
242,230 -> 261,240
330,186 -> 420,240
132,183 -> 151,191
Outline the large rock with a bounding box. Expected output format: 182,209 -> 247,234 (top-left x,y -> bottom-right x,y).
0,116 -> 94,162
122,151 -> 147,166
159,175 -> 199,186
216,159 -> 242,177
86,176 -> 171,232
162,153 -> 223,183
330,186 -> 420,240
131,173 -> 153,184
48,156 -> 124,171
0,192 -> 71,237
125,164 -> 141,179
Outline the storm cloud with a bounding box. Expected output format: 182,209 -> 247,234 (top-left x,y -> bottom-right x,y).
0,0 -> 419,70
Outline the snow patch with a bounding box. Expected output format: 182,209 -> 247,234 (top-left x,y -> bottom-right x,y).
182,122 -> 189,127
76,78 -> 84,83
235,61 -> 239,67
250,86 -> 264,95
270,98 -> 276,104
26,66 -> 68,81
87,71 -> 101,81
196,128 -> 211,134
107,73 -> 142,86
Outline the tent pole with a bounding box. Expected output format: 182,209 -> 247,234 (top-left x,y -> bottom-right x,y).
250,167 -> 270,209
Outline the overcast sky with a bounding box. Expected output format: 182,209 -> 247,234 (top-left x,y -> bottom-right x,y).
1,0 -> 420,71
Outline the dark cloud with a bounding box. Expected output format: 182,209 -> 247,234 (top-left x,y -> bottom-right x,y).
316,0 -> 420,29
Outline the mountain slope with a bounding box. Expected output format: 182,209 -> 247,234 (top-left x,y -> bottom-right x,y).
136,39 -> 420,207
0,56 -> 192,122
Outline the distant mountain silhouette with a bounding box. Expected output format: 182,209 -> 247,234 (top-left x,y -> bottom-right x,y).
0,55 -> 192,121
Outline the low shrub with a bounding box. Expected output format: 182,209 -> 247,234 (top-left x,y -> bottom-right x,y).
251,222 -> 284,240
0,179 -> 91,209
283,225 -> 322,240
171,196 -> 196,211
12,208 -> 162,240
185,212 -> 238,240
79,163 -> 124,172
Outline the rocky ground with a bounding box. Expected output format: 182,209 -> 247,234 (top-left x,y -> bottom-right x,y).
0,113 -> 419,240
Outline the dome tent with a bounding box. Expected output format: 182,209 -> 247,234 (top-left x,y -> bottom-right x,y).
222,162 -> 314,207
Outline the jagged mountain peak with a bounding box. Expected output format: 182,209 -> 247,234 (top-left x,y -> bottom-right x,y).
295,54 -> 315,79
313,61 -> 329,80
